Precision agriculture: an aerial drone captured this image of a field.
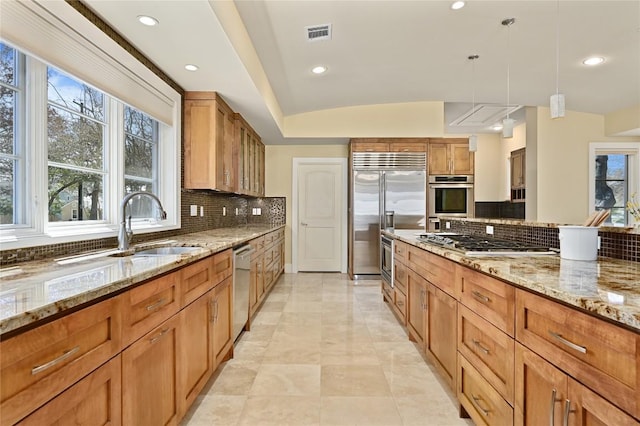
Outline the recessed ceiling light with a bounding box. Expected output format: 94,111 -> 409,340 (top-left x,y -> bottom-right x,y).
185,64 -> 199,72
451,1 -> 465,10
583,56 -> 605,66
492,124 -> 503,131
137,15 -> 159,26
311,65 -> 327,74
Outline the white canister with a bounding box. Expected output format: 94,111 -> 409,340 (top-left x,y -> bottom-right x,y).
557,226 -> 599,261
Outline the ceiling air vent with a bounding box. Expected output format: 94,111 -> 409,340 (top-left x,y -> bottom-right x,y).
449,104 -> 523,127
306,24 -> 332,42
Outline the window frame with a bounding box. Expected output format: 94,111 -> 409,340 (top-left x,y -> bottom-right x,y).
588,142 -> 640,226
0,45 -> 181,250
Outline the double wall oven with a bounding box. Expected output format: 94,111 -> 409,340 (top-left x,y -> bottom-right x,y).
428,175 -> 474,231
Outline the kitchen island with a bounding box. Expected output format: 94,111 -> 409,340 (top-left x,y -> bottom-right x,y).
383,228 -> 639,425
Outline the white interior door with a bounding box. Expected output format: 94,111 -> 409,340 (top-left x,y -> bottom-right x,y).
296,161 -> 344,272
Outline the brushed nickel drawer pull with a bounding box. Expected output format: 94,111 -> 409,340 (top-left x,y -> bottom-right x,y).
146,298 -> 167,311
471,394 -> 490,416
149,328 -> 170,344
549,389 -> 559,426
471,290 -> 490,303
548,331 -> 587,354
32,346 -> 80,375
472,339 -> 490,355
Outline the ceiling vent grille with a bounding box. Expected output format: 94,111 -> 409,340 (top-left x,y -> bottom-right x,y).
449,104 -> 523,127
306,24 -> 332,42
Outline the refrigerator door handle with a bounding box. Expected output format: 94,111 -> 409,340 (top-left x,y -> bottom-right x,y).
379,171 -> 385,230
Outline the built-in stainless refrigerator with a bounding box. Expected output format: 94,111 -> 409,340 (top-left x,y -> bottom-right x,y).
350,152 -> 426,277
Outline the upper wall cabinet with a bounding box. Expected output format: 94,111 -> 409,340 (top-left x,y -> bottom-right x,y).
184,92 -> 235,192
510,148 -> 525,202
236,113 -> 265,197
350,138 -> 428,153
428,138 -> 474,175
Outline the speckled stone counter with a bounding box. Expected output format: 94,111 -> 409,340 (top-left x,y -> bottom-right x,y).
0,225 -> 283,336
386,230 -> 640,332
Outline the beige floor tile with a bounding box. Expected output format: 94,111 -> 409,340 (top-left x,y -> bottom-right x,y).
374,341 -> 428,365
240,324 -> 277,342
321,323 -> 371,344
250,311 -> 282,326
262,339 -> 322,364
321,364 -> 391,396
321,340 -> 380,365
250,364 -> 321,396
232,339 -> 269,362
209,362 -> 260,395
259,300 -> 288,312
180,395 -> 246,426
279,311 -> 323,326
283,301 -> 324,313
320,396 -> 403,426
272,323 -> 322,342
394,395 -> 474,426
238,395 -> 321,426
383,363 -> 444,396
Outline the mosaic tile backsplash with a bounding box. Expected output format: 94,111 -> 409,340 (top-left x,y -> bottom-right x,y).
447,218 -> 639,263
0,191 -> 285,266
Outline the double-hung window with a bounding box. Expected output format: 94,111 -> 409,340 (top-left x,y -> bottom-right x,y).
0,0 -> 181,250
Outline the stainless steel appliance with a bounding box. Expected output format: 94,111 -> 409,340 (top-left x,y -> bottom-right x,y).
380,235 -> 394,287
232,244 -> 254,342
351,152 -> 426,277
428,175 -> 474,231
418,233 -> 555,255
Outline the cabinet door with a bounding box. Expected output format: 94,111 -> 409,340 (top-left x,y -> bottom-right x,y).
425,283 -> 457,391
510,149 -> 525,188
217,101 -> 235,192
389,141 -> 426,152
178,291 -> 214,417
17,356 -> 121,426
515,343 -> 567,426
567,378 -> 638,426
428,143 -> 450,174
213,277 -> 233,366
234,115 -> 248,194
258,139 -> 265,196
406,269 -> 427,346
451,143 -> 473,174
122,315 -> 180,426
350,140 -> 390,152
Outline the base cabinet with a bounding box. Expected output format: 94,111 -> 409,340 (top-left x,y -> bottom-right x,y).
122,315 -> 180,426
213,277 -> 233,365
425,283 -> 457,391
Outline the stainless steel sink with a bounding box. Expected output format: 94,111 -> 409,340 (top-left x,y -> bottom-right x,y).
135,246 -> 202,256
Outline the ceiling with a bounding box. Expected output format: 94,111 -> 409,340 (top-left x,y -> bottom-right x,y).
84,0 -> 640,144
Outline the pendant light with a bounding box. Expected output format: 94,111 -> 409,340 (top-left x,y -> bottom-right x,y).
550,0 -> 565,118
502,18 -> 515,138
468,54 -> 479,152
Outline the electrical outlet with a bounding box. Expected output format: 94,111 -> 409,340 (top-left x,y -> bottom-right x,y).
445,221 -> 451,229
486,225 -> 494,235
190,205 -> 197,216
256,207 -> 262,215
200,206 -> 204,217
222,206 -> 226,216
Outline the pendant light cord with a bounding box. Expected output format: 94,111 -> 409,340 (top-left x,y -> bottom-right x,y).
555,0 -> 560,96
502,18 -> 515,119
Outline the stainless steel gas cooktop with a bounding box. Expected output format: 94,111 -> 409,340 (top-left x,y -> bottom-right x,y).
418,233 -> 556,256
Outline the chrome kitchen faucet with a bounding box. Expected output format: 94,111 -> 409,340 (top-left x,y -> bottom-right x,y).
118,192 -> 167,252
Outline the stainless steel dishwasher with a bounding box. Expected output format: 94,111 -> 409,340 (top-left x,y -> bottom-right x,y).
233,244 -> 255,342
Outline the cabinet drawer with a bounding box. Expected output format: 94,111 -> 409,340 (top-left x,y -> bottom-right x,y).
264,246 -> 275,265
394,240 -> 407,263
212,249 -> 233,285
123,272 -> 180,346
457,265 -> 515,337
516,289 -> 639,418
394,288 -> 407,323
458,353 -> 513,426
382,281 -> 394,303
393,259 -> 407,294
458,304 -> 514,405
250,236 -> 265,254
406,246 -> 455,296
180,256 -> 214,307
1,296 -> 123,426
17,355 -> 122,426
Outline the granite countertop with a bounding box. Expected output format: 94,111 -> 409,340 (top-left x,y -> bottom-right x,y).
0,225 -> 284,336
386,230 -> 640,333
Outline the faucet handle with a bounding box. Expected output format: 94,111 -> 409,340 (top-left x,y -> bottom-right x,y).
160,210 -> 167,220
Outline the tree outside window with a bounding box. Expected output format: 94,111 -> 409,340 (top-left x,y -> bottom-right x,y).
595,154 -> 628,226
0,43 -> 20,225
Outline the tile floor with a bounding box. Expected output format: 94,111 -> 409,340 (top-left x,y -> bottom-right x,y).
182,273 -> 473,426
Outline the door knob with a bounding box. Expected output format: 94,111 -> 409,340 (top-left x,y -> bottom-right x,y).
301,222 -> 308,226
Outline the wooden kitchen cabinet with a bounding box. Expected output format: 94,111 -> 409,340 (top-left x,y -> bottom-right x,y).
178,290 -> 215,417
122,315 -> 180,426
515,343 -> 638,426
429,138 -> 474,175
389,140 -> 427,152
350,139 -> 390,152
516,289 -> 639,419
406,268 -> 428,346
0,296 -> 123,426
212,277 -> 233,366
235,113 -> 265,196
510,148 -> 525,202
184,92 -> 236,192
16,356 -> 122,426
425,282 -> 457,391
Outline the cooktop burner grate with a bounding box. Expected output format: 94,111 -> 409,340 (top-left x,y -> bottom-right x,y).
418,233 -> 552,253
